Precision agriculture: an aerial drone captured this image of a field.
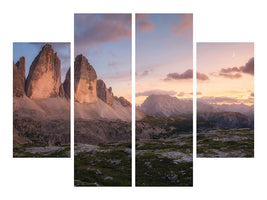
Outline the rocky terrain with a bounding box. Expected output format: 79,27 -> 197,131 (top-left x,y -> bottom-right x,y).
197,111 -> 253,130
13,44 -> 70,157
197,128 -> 254,157
73,54 -> 133,186
196,100 -> 254,158
74,142 -> 131,186
136,134 -> 192,186
136,114 -> 193,186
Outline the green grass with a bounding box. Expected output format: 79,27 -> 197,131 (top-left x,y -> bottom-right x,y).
197,129 -> 254,157
136,136 -> 193,186
13,144 -> 70,157
136,152 -> 192,186
74,142 -> 131,186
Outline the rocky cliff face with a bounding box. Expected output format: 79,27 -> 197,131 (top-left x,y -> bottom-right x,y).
59,68 -> 70,98
74,55 -> 98,103
139,95 -> 192,117
25,44 -> 61,99
63,68 -> 70,98
13,57 -> 25,97
97,79 -> 114,106
115,96 -> 131,107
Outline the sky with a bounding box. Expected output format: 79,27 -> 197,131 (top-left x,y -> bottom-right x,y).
13,42 -> 70,82
197,43 -> 254,106
74,14 -> 132,101
136,14 -> 193,105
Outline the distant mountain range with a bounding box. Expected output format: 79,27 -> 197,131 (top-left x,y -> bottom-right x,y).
137,95 -> 193,117
137,94 -> 254,129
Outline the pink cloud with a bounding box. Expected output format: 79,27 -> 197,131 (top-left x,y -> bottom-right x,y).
164,69 -> 209,81
219,73 -> 242,79
137,20 -> 155,32
136,14 -> 155,32
218,57 -> 254,79
75,14 -> 131,53
136,14 -> 148,21
197,72 -> 209,80
171,14 -> 193,38
189,92 -> 202,95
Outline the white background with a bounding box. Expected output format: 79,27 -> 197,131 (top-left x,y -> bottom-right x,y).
0,0 -> 266,199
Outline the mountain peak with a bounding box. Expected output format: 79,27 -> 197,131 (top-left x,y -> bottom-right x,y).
25,44 -> 61,99
74,55 -> 97,103
42,43 -> 53,51
13,57 -> 25,97
139,95 -> 192,117
96,79 -> 114,106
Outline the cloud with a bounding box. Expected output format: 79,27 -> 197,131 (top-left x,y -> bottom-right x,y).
136,14 -> 147,21
171,14 -> 193,38
140,70 -> 149,76
199,96 -> 254,104
137,20 -> 155,32
164,69 -> 193,81
200,96 -> 237,104
75,14 -> 131,51
136,14 -> 155,32
221,66 -> 240,73
251,92 -> 254,97
164,69 -> 209,81
219,72 -> 242,79
177,92 -> 185,96
189,92 -> 202,95
136,69 -> 153,77
108,61 -> 130,67
136,89 -> 177,97
218,57 -> 254,79
197,72 -> 209,80
240,57 -> 254,75
101,14 -> 131,25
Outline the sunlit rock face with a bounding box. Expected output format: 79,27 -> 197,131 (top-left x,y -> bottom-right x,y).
13,57 -> 25,97
25,44 -> 61,99
74,54 -> 97,103
114,96 -> 131,107
97,79 -> 114,106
